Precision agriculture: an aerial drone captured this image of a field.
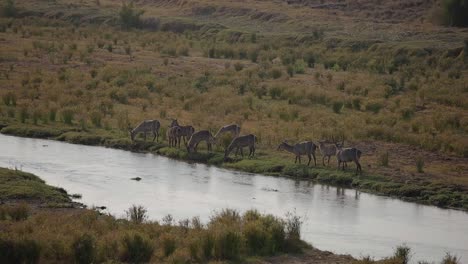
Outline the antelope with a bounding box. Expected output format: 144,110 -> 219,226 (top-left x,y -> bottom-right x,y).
277,141 -> 317,166
169,119 -> 195,146
317,140 -> 339,166
224,134 -> 257,159
186,130 -> 216,153
335,143 -> 362,174
214,124 -> 241,140
167,126 -> 182,147
130,120 -> 160,142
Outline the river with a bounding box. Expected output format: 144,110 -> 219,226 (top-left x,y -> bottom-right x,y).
1,134 -> 467,263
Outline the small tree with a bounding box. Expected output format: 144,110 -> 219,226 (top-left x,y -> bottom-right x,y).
1,0 -> 17,18
442,0 -> 468,27
119,3 -> 144,29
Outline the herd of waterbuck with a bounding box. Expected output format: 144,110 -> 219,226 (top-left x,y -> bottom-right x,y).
130,119 -> 362,173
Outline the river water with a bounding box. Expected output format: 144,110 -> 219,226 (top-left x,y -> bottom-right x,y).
1,134 -> 467,262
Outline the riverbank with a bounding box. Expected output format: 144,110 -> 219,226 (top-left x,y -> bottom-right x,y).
1,167 -> 463,264
1,122 -> 467,212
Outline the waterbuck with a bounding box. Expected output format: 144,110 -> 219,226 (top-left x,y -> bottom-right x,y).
224,134 -> 257,159
169,119 -> 195,146
214,124 -> 241,139
130,120 -> 160,142
167,126 -> 182,147
317,140 -> 339,166
335,144 -> 362,174
186,130 -> 215,153
277,141 -> 317,166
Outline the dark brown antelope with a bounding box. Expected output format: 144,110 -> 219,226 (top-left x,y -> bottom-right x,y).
335,143 -> 362,174
130,120 -> 160,142
167,126 -> 182,147
214,124 -> 241,139
186,130 -> 215,153
277,141 -> 317,166
169,119 -> 195,147
224,134 -> 257,159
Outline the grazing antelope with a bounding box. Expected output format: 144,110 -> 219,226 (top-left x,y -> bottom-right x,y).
169,119 -> 195,146
186,130 -> 215,153
317,140 -> 339,166
130,120 -> 160,142
167,126 -> 182,147
224,134 -> 257,159
214,124 -> 241,140
277,141 -> 317,166
335,143 -> 362,174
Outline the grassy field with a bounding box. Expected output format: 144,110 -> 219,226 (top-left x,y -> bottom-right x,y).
0,1 -> 466,205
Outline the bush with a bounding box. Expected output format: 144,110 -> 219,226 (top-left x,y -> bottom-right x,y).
270,68 -> 282,79
243,221 -> 268,255
201,233 -> 214,260
442,0 -> 468,27
234,62 -> 244,72
121,233 -> 154,263
0,238 -> 41,264
7,203 -> 30,221
19,107 -> 28,123
119,3 -> 144,28
393,244 -> 411,264
90,111 -> 102,127
379,152 -> 389,167
332,101 -> 343,114
72,234 -> 96,264
213,229 -> 242,260
366,102 -> 382,114
61,109 -> 74,125
416,156 -> 424,173
1,0 -> 17,18
2,92 -> 16,106
126,205 -> 147,224
269,86 -> 283,99
441,253 -> 460,264
161,234 -> 176,257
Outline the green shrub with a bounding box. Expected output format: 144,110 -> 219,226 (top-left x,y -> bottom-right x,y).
416,156 -> 424,173
234,62 -> 244,72
332,101 -> 343,114
7,203 -> 30,221
61,109 -> 74,125
2,92 -> 16,106
0,238 -> 40,264
19,107 -> 28,123
213,229 -> 242,260
442,0 -> 468,27
49,108 -> 57,122
366,102 -> 382,114
379,151 -> 389,167
270,68 -> 282,79
125,205 -> 147,224
286,65 -> 294,77
393,244 -> 411,264
1,0 -> 17,18
161,234 -> 176,257
90,111 -> 102,127
441,253 -> 461,264
72,234 -> 96,264
269,86 -> 283,99
201,233 -> 214,260
243,221 -> 268,255
119,2 -> 144,28
121,233 -> 154,263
